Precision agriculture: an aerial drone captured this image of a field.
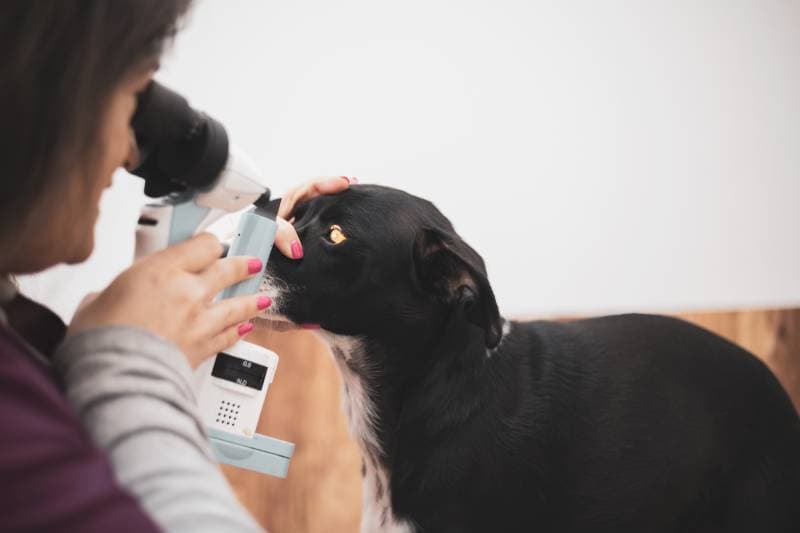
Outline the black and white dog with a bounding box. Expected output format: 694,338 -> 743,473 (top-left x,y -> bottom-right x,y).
262,184 -> 800,533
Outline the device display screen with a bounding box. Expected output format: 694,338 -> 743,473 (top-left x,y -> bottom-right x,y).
212,352 -> 267,390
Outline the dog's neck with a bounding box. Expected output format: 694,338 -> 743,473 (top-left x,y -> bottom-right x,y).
318,317 -> 512,531
320,331 -> 414,532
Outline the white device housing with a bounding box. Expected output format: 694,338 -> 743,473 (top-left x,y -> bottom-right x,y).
135,144 -> 268,258
193,340 -> 279,438
195,145 -> 268,212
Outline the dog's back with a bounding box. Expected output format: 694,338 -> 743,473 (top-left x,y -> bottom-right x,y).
540,315 -> 799,532
400,314 -> 800,532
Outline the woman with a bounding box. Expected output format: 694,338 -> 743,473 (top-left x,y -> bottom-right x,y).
0,2 -> 350,531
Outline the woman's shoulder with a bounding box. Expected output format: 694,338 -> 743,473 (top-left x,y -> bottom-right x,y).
0,325 -> 162,532
0,324 -> 86,441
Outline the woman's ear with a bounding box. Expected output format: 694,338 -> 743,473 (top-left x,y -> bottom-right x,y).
412,228 -> 502,348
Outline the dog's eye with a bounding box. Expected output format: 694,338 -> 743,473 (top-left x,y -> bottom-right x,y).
327,224 -> 347,244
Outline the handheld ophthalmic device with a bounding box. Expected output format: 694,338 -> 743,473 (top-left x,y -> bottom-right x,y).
129,81 -> 294,477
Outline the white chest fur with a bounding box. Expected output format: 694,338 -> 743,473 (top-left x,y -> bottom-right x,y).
320,333 -> 415,533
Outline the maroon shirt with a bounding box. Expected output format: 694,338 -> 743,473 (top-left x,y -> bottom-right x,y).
0,294 -> 161,532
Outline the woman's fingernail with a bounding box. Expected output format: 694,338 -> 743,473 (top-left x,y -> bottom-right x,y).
257,296 -> 272,310
247,258 -> 263,274
291,240 -> 304,259
238,322 -> 254,336
349,176 -> 359,184
301,323 -> 321,330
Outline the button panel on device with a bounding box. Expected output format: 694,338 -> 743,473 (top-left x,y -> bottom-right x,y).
211,352 -> 268,390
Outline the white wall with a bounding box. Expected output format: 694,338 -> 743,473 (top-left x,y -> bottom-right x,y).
20,0 -> 800,320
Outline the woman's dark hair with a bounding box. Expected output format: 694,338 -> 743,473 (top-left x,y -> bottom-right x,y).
0,0 -> 192,237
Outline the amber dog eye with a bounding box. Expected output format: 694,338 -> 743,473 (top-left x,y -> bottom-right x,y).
328,224 -> 347,244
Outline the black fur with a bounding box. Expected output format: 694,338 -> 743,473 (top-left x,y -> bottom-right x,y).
266,184 -> 800,532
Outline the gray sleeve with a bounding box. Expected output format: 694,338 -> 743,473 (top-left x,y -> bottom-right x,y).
52,326 -> 265,533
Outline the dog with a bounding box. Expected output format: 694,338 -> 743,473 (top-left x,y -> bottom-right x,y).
261,184 -> 800,533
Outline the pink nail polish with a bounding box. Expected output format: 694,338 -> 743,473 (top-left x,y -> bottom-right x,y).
291,240 -> 304,259
238,322 -> 254,336
247,258 -> 263,274
257,296 -> 272,310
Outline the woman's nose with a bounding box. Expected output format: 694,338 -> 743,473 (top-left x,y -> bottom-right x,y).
123,128 -> 140,171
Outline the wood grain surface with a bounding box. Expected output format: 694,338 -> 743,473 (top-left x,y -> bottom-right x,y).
224,308 -> 800,532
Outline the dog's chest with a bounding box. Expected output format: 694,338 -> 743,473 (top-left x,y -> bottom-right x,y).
361,463 -> 413,533
322,333 -> 415,533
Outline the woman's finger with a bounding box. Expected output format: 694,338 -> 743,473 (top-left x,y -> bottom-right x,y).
207,321 -> 255,360
198,255 -> 264,297
277,176 -> 355,219
204,293 -> 272,333
156,232 -> 225,273
273,217 -> 303,260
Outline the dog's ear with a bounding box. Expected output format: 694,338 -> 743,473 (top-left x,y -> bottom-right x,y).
413,228 -> 502,349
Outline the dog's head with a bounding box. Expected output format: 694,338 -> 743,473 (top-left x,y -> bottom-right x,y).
263,185 -> 502,351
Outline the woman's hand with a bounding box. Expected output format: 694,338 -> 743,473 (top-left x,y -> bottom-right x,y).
69,233 -> 271,368
272,176 -> 356,259
69,176 -> 355,367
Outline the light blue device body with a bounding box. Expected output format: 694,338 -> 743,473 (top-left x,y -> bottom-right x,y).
215,209 -> 295,477
171,202 -> 295,477
220,210 -> 277,299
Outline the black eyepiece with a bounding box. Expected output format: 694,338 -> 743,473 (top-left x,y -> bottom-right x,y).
130,81 -> 229,198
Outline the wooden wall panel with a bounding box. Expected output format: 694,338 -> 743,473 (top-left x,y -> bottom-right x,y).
224,308 -> 800,532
